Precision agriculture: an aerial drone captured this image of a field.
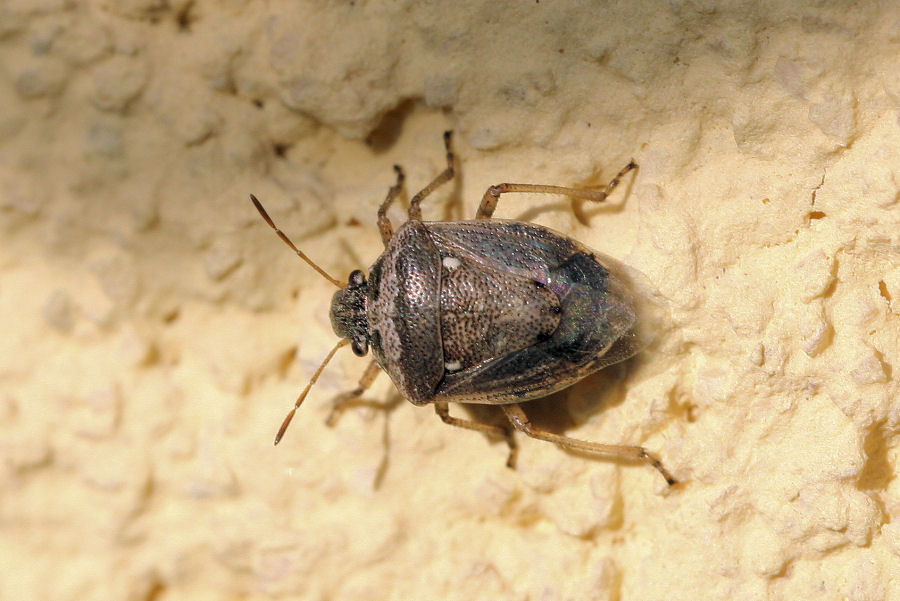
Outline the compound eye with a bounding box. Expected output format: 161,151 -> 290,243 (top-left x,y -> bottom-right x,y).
351,339 -> 368,357
348,270 -> 366,287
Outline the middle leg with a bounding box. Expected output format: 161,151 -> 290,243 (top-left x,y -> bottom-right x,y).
434,401 -> 520,468
377,165 -> 406,246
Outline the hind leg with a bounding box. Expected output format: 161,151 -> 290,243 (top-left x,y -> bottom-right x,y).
476,161 -> 637,219
501,403 -> 676,485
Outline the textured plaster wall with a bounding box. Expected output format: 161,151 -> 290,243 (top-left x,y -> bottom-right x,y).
2,1 -> 900,600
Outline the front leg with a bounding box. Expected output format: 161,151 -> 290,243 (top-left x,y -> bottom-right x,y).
377,165 -> 406,246
325,360 -> 388,426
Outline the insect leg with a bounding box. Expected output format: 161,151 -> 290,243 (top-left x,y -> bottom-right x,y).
434,401 -> 520,468
407,131 -> 455,221
501,403 -> 676,485
377,165 -> 406,246
325,360 -> 393,426
476,161 -> 637,219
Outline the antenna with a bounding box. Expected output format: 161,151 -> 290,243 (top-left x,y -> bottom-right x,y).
249,194 -> 343,288
274,338 -> 349,445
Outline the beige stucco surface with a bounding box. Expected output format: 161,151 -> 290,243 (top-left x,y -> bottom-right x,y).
2,1 -> 900,599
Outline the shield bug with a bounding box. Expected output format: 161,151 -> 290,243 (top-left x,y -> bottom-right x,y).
251,132 -> 676,485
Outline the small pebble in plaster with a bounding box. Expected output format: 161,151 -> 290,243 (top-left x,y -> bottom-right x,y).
90,55 -> 148,113
0,393 -> 18,423
778,483 -> 879,552
5,433 -> 51,473
847,559 -> 887,601
97,0 -> 170,20
28,18 -> 65,55
835,292 -> 880,328
828,388 -> 866,419
467,127 -> 506,150
71,385 -> 122,440
795,305 -> 831,357
742,520 -> 786,577
587,559 -> 621,601
184,445 -> 240,499
0,176 -> 42,216
547,478 -> 617,537
85,121 -> 124,157
249,133 -> 677,485
747,342 -> 765,366
253,535 -> 334,597
14,57 -> 68,98
472,476 -> 518,518
56,19 -> 112,66
850,351 -> 888,386
43,289 -> 76,333
808,91 -> 857,144
175,105 -> 222,146
794,248 -> 834,302
79,452 -> 140,492
80,286 -> 116,327
91,253 -> 140,305
424,74 -> 460,107
884,58 -> 900,105
204,243 -> 243,281
0,10 -> 26,38
764,342 -> 789,372
774,57 -> 807,100
694,366 -> 733,404
801,320 -> 830,357
115,326 -> 158,367
882,521 -> 900,558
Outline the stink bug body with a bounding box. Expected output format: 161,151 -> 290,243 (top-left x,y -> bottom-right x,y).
251,132 -> 675,485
